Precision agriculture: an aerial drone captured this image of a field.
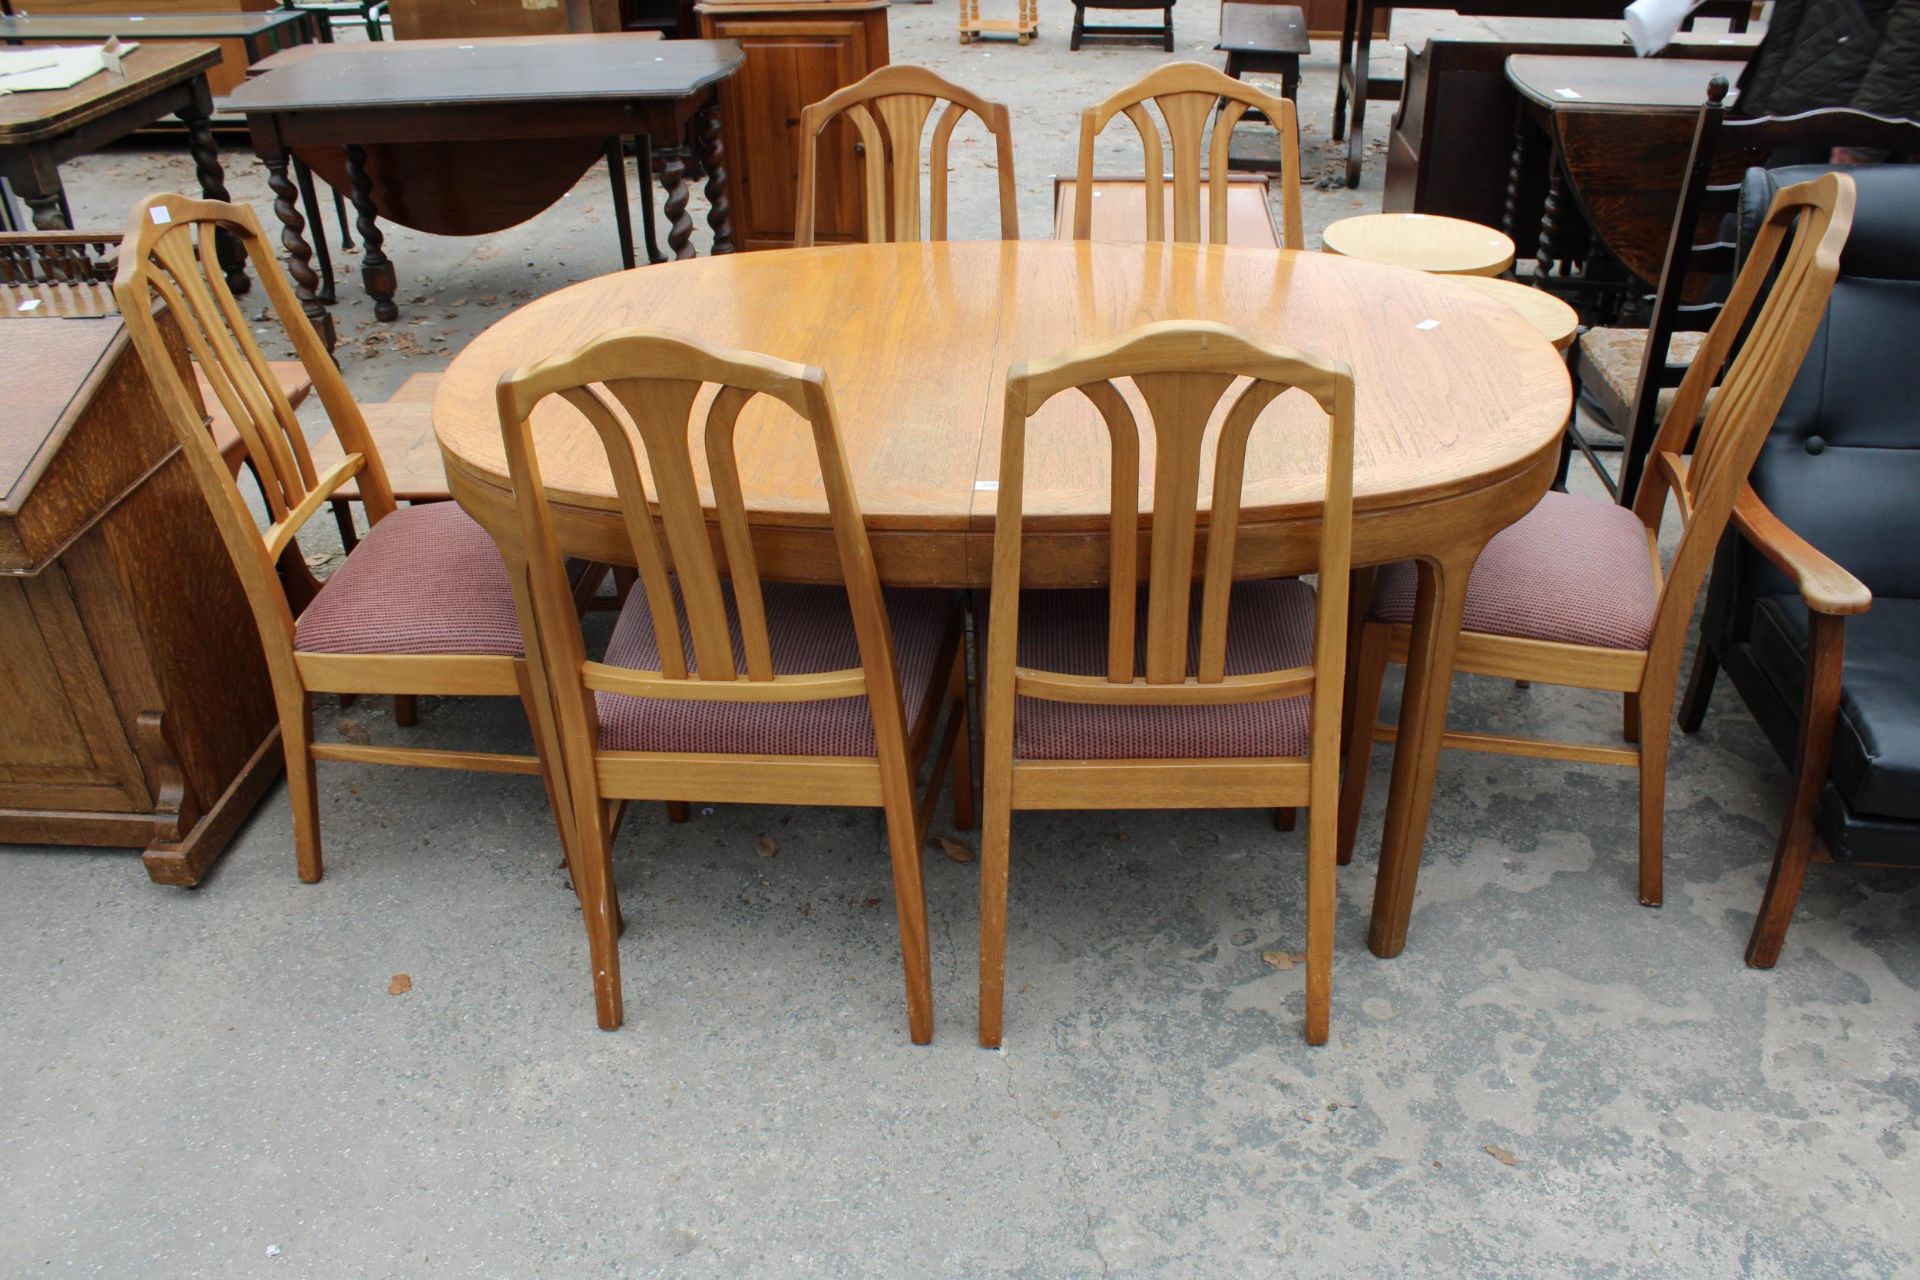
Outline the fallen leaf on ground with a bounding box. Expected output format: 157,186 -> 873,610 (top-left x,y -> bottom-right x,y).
860,897 -> 882,909
387,974 -> 412,996
1484,1144 -> 1518,1167
1262,950 -> 1308,971
756,836 -> 779,858
934,836 -> 975,864
337,719 -> 371,746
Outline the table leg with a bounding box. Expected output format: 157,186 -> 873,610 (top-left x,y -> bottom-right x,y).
697,102 -> 734,255
636,135 -> 667,265
604,139 -> 636,271
21,186 -> 66,231
178,92 -> 250,297
260,151 -> 334,349
1343,0 -> 1374,189
1332,0 -> 1357,142
1536,157 -> 1567,282
292,157 -> 337,304
1366,546 -> 1477,959
661,146 -> 694,261
343,143 -> 398,321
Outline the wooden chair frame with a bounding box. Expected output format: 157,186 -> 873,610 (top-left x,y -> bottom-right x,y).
112,193 -> 557,887
497,329 -> 974,1038
1339,174 -> 1857,912
794,65 -> 1019,248
1071,61 -> 1304,250
980,319 -> 1355,1047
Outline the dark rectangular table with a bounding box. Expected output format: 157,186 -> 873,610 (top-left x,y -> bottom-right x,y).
0,41 -> 247,289
223,34 -> 744,346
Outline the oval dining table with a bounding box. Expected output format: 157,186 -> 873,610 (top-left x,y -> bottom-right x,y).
433,239 -> 1572,960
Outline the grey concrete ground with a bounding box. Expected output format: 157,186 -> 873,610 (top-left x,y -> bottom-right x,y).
8,4 -> 1920,1276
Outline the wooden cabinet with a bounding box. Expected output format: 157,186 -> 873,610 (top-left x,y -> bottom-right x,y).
0,318 -> 279,886
695,0 -> 888,250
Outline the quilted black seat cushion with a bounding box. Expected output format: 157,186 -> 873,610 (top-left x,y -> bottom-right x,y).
1750,595 -> 1920,823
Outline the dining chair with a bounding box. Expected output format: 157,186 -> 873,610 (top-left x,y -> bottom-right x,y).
496,329 -> 974,1038
113,192 -> 561,886
978,320 -> 1355,1047
794,64 -> 1018,247
1338,172 -> 1857,912
1065,61 -> 1304,250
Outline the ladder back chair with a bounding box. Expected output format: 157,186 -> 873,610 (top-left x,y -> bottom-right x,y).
794,65 -> 1019,248
980,320 -> 1355,1047
1340,173 -> 1857,914
112,193 -> 559,886
1068,61 -> 1304,250
496,329 -> 974,1038
1567,79 -> 1920,501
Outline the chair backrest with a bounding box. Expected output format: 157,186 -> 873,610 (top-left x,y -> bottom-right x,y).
1632,172 -> 1855,661
495,329 -> 913,758
1702,162 -> 1920,639
1072,62 -> 1303,250
988,320 -> 1352,739
112,193 -> 400,686
794,64 -> 1018,248
1614,80 -> 1920,502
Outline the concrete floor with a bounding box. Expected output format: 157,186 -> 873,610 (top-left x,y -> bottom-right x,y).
8,4 -> 1920,1276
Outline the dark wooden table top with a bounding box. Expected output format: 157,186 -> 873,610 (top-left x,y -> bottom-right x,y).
0,11 -> 311,41
0,41 -> 218,143
226,33 -> 743,113
0,316 -> 122,521
1217,2 -> 1309,54
1506,54 -> 1746,112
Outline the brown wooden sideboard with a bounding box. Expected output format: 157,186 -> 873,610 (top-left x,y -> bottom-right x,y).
695,0 -> 888,250
0,315 -> 279,886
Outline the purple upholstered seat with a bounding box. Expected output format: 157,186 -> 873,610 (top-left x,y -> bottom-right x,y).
1370,491 -> 1658,650
294,501 -> 524,657
596,582 -> 961,757
1011,579 -> 1317,760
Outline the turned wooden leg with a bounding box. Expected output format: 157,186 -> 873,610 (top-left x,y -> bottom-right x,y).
697,102 -> 734,255
1332,0 -> 1356,141
1368,551 -> 1476,958
178,96 -> 248,296
262,150 -> 334,350
1537,160 -> 1567,282
292,158 -> 337,304
343,143 -> 398,321
662,146 -> 694,260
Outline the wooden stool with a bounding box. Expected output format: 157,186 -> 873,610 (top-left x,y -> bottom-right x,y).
1070,0 -> 1174,50
1217,3 -> 1307,101
1321,212 -> 1515,277
958,0 -> 1039,43
1447,275 -> 1579,351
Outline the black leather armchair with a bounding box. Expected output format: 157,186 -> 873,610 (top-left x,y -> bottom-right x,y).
1679,163 -> 1920,966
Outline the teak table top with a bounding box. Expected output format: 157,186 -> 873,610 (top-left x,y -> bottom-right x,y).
435,240 -> 1571,588
227,34 -> 744,113
1505,54 -> 1746,113
0,41 -> 218,144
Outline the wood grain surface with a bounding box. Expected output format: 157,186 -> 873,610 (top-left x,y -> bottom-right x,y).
435,240 -> 1570,586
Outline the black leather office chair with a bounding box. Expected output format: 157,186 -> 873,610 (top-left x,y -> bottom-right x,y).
1679,162 -> 1920,966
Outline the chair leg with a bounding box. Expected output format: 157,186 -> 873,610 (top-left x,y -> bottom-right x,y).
977,771 -> 1012,1048
284,693 -> 323,883
1273,807 -> 1298,831
665,801 -> 690,823
1337,622 -> 1389,867
880,789 -> 934,1045
1748,613 -> 1846,967
950,680 -> 978,832
1622,691 -> 1640,745
575,813 -> 625,1029
1677,642 -> 1718,735
1635,711 -> 1668,908
394,694 -> 418,727
1304,787 -> 1336,1046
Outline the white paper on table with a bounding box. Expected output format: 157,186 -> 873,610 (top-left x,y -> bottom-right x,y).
1625,0 -> 1703,56
0,41 -> 140,94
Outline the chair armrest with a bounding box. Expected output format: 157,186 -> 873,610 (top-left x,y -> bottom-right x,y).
1730,483 -> 1872,617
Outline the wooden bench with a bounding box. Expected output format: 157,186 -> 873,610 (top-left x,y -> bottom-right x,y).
1052,173 -> 1282,248
1070,0 -> 1174,50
